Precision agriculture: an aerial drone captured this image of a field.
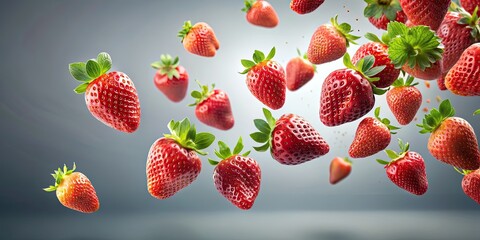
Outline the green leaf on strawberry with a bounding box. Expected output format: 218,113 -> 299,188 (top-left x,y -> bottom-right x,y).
376,138 -> 409,165
164,118 -> 215,155
342,53 -> 388,94
474,109 -> 480,116
417,99 -> 456,134
151,54 -> 181,79
391,75 -> 419,87
43,163 -> 76,192
374,107 -> 400,134
451,2 -> 480,41
208,137 -> 251,165
250,108 -> 276,152
240,47 -> 276,74
68,52 -> 113,94
189,80 -> 215,106
331,15 -> 361,47
364,0 -> 402,21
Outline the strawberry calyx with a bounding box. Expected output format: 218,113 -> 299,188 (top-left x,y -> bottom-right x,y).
189,80 -> 215,107
330,15 -> 361,47
363,0 -> 402,21
208,137 -> 251,166
343,157 -> 353,165
451,2 -> 480,42
391,75 -> 418,88
376,138 -> 409,166
342,53 -> 389,95
374,107 -> 400,134
241,0 -> 255,12
365,32 -> 388,45
454,167 -> 474,176
43,163 -> 76,192
417,99 -> 455,134
164,118 -> 215,155
240,47 -> 276,74
151,54 -> 181,80
69,52 -> 112,94
474,109 -> 480,116
178,21 -> 193,42
297,48 -> 317,72
250,108 -> 277,152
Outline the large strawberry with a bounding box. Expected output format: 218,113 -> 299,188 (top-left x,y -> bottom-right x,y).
151,54 -> 189,102
364,0 -> 407,30
399,0 -> 450,31
242,0 -> 279,28
209,137 -> 261,210
386,76 -> 422,125
69,52 -> 141,133
286,49 -> 316,91
146,118 -> 215,199
240,47 -> 286,110
457,168 -> 480,204
44,163 -> 100,213
418,100 -> 480,170
307,16 -> 360,65
445,43 -> 480,96
251,108 -> 329,165
329,157 -> 352,185
189,81 -> 234,130
460,0 -> 480,14
178,21 -> 219,57
290,0 -> 325,14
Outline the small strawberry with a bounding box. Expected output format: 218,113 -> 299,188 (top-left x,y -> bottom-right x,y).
209,137 -> 261,210
307,16 -> 360,65
418,100 -> 480,170
377,139 -> 428,195
460,0 -> 480,14
240,47 -> 286,110
251,108 -> 330,165
437,74 -> 448,91
151,54 -> 189,102
456,168 -> 480,204
329,157 -> 352,185
189,81 -> 234,130
364,0 -> 408,30
44,163 -> 100,213
69,52 -> 141,133
242,0 -> 279,28
286,49 -> 316,91
178,21 -> 219,57
146,118 -> 215,199
386,76 -> 422,125
445,43 -> 480,96
290,0 -> 325,15
399,0 -> 450,30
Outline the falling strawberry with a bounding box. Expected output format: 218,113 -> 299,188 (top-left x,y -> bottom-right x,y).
399,0 -> 450,30
69,52 -> 141,133
240,47 -> 286,110
460,0 -> 480,14
290,0 -> 325,14
445,43 -> 480,96
329,157 -> 352,185
437,74 -> 448,91
146,118 -> 215,199
386,76 -> 422,125
251,108 -> 330,165
363,0 -> 408,30
189,81 -> 234,130
242,0 -> 279,28
456,168 -> 480,204
178,21 -> 219,57
286,49 -> 316,91
44,163 -> 100,213
209,137 -> 261,210
151,54 -> 189,102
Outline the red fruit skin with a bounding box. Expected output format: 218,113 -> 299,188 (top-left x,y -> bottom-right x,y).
183,22 -> 219,57
385,151 -> 428,195
307,24 -> 347,65
271,114 -> 330,165
246,0 -> 279,28
290,0 -> 325,14
85,71 -> 141,133
462,169 -> 480,205
460,0 -> 480,14
246,60 -> 286,110
320,69 -> 375,127
154,65 -> 189,102
399,0 -> 450,30
329,157 -> 351,185
286,57 -> 315,91
386,86 -> 422,125
195,89 -> 234,130
214,155 -> 261,210
437,74 -> 448,91
352,42 -> 400,88
402,60 -> 443,80
368,10 -> 408,30
445,43 -> 480,96
348,117 -> 391,158
146,138 -> 202,199
56,172 -> 100,213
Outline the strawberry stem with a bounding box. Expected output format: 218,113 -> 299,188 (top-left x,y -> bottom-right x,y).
43,163 -> 76,192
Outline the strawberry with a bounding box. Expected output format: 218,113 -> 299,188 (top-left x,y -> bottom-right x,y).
151,54 -> 189,102
189,81 -> 234,130
69,52 -> 141,133
399,0 -> 450,31
307,16 -> 360,65
290,0 -> 325,14
349,107 -> 400,158
445,43 -> 480,96
377,139 -> 428,195
286,49 -> 316,91
44,163 -> 100,213
437,74 -> 448,91
146,118 -> 215,199
209,137 -> 261,210
329,157 -> 352,185
178,21 -> 219,57
240,47 -> 286,110
458,168 -> 480,204
386,76 -> 422,125
242,0 -> 279,28
251,108 -> 330,165
460,0 -> 480,14
364,0 -> 407,30
418,100 -> 480,170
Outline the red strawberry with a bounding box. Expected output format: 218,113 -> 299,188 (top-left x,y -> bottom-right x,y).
329,157 -> 352,185
286,49 -> 316,91
69,52 -> 141,133
251,108 -> 330,165
189,81 -> 234,130
44,163 -> 100,213
178,21 -> 219,57
402,60 -> 443,80
307,16 -> 360,65
460,0 -> 480,14
151,55 -> 189,102
364,0 -> 407,30
377,139 -> 428,195
290,0 -> 325,14
146,118 -> 215,199
242,0 -> 279,28
240,47 -> 286,110
386,76 -> 422,125
209,137 -> 261,210
349,107 -> 399,158
445,43 -> 480,96
399,0 -> 450,30
418,100 -> 480,170
460,169 -> 480,204
437,74 -> 448,91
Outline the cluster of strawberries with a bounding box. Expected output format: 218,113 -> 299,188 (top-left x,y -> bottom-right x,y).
45,0 -> 480,213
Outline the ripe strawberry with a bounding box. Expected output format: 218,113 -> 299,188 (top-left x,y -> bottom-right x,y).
386,76 -> 422,125
460,0 -> 480,14
69,52 -> 141,133
364,0 -> 407,30
240,47 -> 286,110
209,137 -> 261,210
178,21 -> 219,57
44,163 -> 100,213
399,0 -> 450,30
307,16 -> 360,65
445,43 -> 480,96
329,157 -> 352,185
251,108 -> 330,165
290,0 -> 325,14
286,49 -> 316,91
437,74 -> 448,91
377,139 -> 428,195
242,0 -> 279,28
418,100 -> 480,170
146,118 -> 215,199
151,54 -> 188,102
189,81 -> 234,130
459,169 -> 480,204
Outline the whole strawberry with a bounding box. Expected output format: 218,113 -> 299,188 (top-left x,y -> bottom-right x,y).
240,47 -> 286,110
386,76 -> 422,125
364,0 -> 407,30
307,16 -> 360,65
251,108 -> 330,165
459,168 -> 480,204
178,21 -> 219,57
209,137 -> 261,210
189,81 -> 234,130
290,0 -> 325,14
151,54 -> 188,102
242,0 -> 279,28
399,0 -> 450,30
329,157 -> 352,185
445,43 -> 480,96
44,163 -> 100,213
69,52 -> 141,133
460,0 -> 480,14
286,49 -> 316,91
146,118 -> 215,199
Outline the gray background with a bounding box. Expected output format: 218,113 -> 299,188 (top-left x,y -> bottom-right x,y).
1,0 -> 479,239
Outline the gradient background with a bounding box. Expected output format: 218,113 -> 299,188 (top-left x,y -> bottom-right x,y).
1,0 -> 479,239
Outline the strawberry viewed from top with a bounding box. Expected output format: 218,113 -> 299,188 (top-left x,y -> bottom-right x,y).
290,0 -> 325,15
151,54 -> 189,102
460,0 -> 480,14
329,157 -> 352,185
457,168 -> 480,204
251,108 -> 330,165
445,43 -> 480,96
69,52 -> 141,133
399,0 -> 450,31
386,76 -> 422,125
178,21 -> 219,57
242,0 -> 279,28
286,49 -> 316,91
364,0 -> 408,30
